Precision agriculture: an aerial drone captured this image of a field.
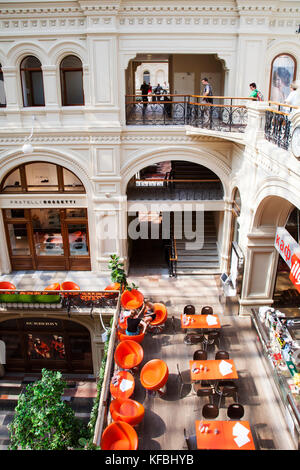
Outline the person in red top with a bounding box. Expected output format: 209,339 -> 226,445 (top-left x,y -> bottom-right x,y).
34,338 -> 50,359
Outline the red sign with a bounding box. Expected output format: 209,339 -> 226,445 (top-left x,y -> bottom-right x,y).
289,253 -> 300,293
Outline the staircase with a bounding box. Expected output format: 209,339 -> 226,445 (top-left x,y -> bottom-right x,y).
174,211 -> 220,275
0,374 -> 97,449
170,160 -> 219,186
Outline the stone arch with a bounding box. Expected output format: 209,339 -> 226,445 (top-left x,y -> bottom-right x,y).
48,41 -> 87,67
251,181 -> 300,231
6,42 -> 49,67
121,145 -> 230,198
0,147 -> 93,197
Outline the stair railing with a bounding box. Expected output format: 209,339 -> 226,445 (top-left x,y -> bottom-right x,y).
168,214 -> 178,277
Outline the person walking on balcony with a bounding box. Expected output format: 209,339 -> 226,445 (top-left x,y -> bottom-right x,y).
140,80 -> 149,111
249,83 -> 264,101
201,78 -> 213,103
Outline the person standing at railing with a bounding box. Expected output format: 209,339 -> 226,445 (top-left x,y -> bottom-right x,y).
140,81 -> 149,111
162,90 -> 172,117
285,81 -> 300,107
249,83 -> 264,101
201,78 -> 213,103
153,83 -> 163,102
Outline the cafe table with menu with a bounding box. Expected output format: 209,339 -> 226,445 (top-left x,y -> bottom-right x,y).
195,420 -> 255,450
181,314 -> 221,329
189,359 -> 238,381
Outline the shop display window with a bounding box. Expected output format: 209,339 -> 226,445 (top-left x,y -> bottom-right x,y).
32,209 -> 64,256
7,224 -> 30,256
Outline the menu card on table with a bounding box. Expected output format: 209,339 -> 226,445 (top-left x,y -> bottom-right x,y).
206,315 -> 218,326
218,360 -> 233,376
232,422 -> 251,448
119,379 -> 134,392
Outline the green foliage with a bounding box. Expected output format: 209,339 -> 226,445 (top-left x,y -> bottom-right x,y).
108,254 -> 138,291
8,369 -> 88,450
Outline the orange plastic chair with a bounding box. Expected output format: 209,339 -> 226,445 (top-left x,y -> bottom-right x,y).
119,328 -> 145,344
110,371 -> 135,400
110,399 -> 145,426
44,282 -> 61,291
61,281 -> 80,297
0,281 -> 16,292
140,359 -> 169,391
101,421 -> 138,450
104,282 -> 121,298
121,289 -> 144,310
114,340 -> 144,370
151,303 -> 168,326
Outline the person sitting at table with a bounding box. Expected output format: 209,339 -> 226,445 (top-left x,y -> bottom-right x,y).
126,307 -> 154,336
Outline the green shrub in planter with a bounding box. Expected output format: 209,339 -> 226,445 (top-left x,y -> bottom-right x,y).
0,294 -> 19,303
34,294 -> 61,303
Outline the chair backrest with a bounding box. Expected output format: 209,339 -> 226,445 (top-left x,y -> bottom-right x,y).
184,304 -> 195,315
176,363 -> 183,381
201,306 -> 213,315
197,387 -> 213,398
215,350 -> 229,360
193,349 -> 208,361
202,403 -> 219,419
227,403 -> 244,420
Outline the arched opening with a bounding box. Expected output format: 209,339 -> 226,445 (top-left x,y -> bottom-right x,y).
126,160 -> 224,276
60,55 -> 85,106
269,53 -> 297,102
143,70 -> 150,85
0,317 -> 93,373
1,162 -> 90,271
20,55 -> 45,107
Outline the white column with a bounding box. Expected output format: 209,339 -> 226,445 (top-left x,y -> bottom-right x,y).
2,65 -> 22,125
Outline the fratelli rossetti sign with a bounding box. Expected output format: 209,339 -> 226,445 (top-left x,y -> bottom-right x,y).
275,227 -> 300,293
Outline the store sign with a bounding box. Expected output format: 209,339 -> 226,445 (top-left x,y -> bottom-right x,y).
289,253 -> 300,293
275,227 -> 300,292
275,227 -> 300,269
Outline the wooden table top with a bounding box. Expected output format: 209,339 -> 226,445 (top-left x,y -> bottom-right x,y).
195,420 -> 255,450
189,359 -> 238,381
181,314 -> 221,329
110,370 -> 135,400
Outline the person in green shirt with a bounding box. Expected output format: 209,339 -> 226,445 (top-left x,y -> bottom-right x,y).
249,82 -> 263,101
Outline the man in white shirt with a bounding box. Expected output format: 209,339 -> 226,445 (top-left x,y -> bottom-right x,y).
285,81 -> 300,107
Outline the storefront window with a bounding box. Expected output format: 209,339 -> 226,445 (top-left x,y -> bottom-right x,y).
32,209 -> 64,256
69,335 -> 91,361
1,169 -> 22,192
68,224 -> 89,256
63,168 -> 85,192
0,334 -> 23,360
66,208 -> 87,218
25,162 -> 59,192
5,209 -> 25,219
7,224 -> 30,255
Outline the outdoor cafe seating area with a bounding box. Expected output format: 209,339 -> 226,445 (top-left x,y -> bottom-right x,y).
100,288 -> 256,451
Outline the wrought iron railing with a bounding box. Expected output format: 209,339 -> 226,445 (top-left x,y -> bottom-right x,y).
264,101 -> 298,151
125,94 -> 252,132
188,96 -> 249,133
